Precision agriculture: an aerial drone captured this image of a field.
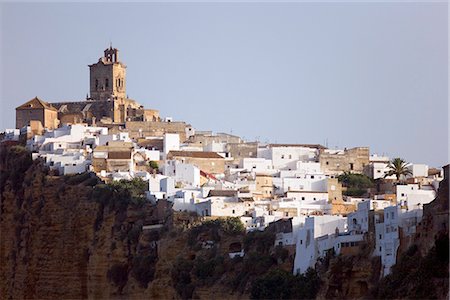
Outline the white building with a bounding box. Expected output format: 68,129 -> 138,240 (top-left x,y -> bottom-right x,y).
241,157 -> 276,174
293,215 -> 347,274
406,164 -> 429,178
258,145 -> 318,170
396,184 -> 436,211
163,133 -> 180,156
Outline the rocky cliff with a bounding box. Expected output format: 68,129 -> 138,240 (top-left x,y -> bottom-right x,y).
0,144 -> 171,299
0,144 -> 299,299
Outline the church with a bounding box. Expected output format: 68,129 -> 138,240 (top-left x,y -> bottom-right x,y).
16,46 -> 160,129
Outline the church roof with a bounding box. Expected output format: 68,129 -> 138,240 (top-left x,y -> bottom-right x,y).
16,97 -> 58,111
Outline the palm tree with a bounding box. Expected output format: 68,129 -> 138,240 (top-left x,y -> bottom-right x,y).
385,158 -> 412,181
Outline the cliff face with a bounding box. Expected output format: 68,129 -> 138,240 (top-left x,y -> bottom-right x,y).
0,145 -> 289,300
0,145 -> 171,299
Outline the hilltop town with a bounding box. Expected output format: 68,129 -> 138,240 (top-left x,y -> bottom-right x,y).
1,47 -> 448,294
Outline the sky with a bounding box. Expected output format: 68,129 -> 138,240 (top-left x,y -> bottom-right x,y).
0,2 -> 448,167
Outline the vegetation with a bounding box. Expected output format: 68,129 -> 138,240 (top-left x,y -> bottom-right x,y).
244,229 -> 275,253
91,178 -> 148,209
338,172 -> 374,196
131,254 -> 157,288
107,263 -> 128,289
250,268 -> 321,299
385,157 -> 412,181
188,217 -> 245,247
149,160 -> 159,170
171,257 -> 195,299
64,172 -> 98,185
0,144 -> 33,192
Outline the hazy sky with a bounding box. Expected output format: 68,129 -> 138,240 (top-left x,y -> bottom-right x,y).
0,2 -> 448,167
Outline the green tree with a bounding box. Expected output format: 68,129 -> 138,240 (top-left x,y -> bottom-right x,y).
149,160 -> 159,170
337,172 -> 373,197
385,158 -> 412,181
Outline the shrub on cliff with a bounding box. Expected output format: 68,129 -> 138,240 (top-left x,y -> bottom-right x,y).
0,144 -> 33,192
250,268 -> 321,299
107,263 -> 128,289
243,230 -> 275,254
187,217 -> 245,247
131,254 -> 157,288
91,178 -> 148,209
171,256 -> 195,299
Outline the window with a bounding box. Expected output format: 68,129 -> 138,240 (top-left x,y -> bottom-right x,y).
326,161 -> 329,165
311,175 -> 315,179
300,240 -> 303,245
313,198 -> 316,201
401,193 -> 405,197
105,78 -> 109,88
95,79 -> 98,89
301,197 -> 305,200
391,212 -> 394,219
285,212 -> 289,217
379,234 -> 382,239
379,246 -> 382,252
232,209 -> 235,214
289,155 -> 292,159
281,155 -> 285,159
350,163 -> 354,170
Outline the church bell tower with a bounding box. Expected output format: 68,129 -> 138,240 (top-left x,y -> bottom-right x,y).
89,46 -> 127,101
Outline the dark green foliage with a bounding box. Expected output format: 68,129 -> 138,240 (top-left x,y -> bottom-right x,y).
188,217 -> 245,247
91,178 -> 148,209
149,160 -> 159,170
131,254 -> 157,288
65,172 -> 92,185
338,172 -> 374,196
243,230 -> 275,253
171,257 -> 195,299
0,145 -> 33,192
244,252 -> 276,275
127,224 -> 142,244
193,255 -> 225,283
273,245 -> 289,263
373,235 -> 449,299
107,263 -> 128,288
250,268 -> 321,299
201,217 -> 245,235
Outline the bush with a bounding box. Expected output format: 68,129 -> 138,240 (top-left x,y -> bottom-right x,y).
250,268 -> 321,299
171,257 -> 195,299
91,178 -> 148,209
0,144 -> 33,192
338,172 -> 373,196
131,254 -> 157,288
149,160 -> 159,170
65,172 -> 92,185
107,263 -> 128,288
243,230 -> 275,253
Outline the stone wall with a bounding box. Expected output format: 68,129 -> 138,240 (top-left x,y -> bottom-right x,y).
125,121 -> 191,141
16,108 -> 44,129
227,142 -> 258,165
319,147 -> 370,175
